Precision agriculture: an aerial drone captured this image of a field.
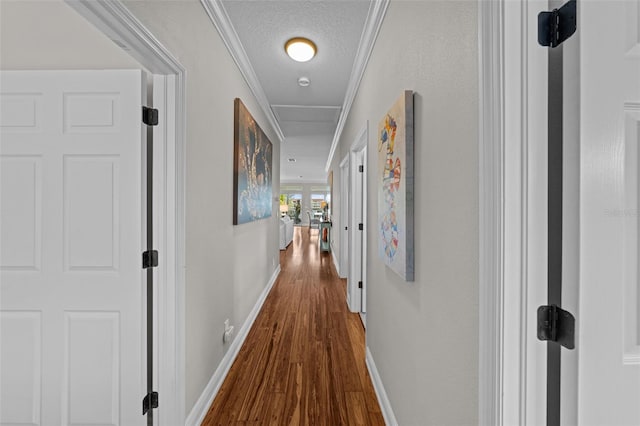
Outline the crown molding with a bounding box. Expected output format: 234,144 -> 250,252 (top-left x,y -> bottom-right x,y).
324,0 -> 390,172
200,0 -> 285,143
65,0 -> 185,75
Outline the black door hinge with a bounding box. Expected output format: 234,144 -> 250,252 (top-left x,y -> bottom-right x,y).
142,106 -> 159,126
142,391 -> 158,415
537,304 -> 575,349
142,250 -> 158,269
538,0 -> 577,48
358,281 -> 363,289
358,165 -> 364,173
358,223 -> 363,231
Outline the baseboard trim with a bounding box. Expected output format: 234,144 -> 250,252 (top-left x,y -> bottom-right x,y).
366,346 -> 398,426
331,246 -> 342,277
185,265 -> 281,426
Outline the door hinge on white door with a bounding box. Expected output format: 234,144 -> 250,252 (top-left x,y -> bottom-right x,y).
142,391 -> 158,415
537,304 -> 575,349
358,165 -> 364,173
142,250 -> 158,268
142,106 -> 159,126
538,0 -> 577,47
358,281 -> 363,289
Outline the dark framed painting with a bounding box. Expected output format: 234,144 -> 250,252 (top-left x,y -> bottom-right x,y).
377,90 -> 414,281
233,98 -> 273,225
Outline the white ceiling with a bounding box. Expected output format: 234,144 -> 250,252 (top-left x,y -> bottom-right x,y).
219,0 -> 372,183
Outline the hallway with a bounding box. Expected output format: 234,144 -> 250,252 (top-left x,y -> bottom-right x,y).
202,227 -> 383,425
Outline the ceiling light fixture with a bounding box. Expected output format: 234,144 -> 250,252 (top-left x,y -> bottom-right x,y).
297,77 -> 310,87
285,37 -> 317,62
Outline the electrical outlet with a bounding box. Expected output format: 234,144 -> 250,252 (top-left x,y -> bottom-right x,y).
223,319 -> 234,344
224,325 -> 234,343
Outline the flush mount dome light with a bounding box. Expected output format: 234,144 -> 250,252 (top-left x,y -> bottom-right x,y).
285,37 -> 317,62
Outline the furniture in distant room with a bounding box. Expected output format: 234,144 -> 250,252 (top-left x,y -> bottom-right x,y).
307,211 -> 320,233
319,221 -> 331,252
279,215 -> 293,250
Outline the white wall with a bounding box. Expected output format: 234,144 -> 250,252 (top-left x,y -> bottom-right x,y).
121,1 -> 281,414
330,1 -> 479,424
0,0 -> 140,69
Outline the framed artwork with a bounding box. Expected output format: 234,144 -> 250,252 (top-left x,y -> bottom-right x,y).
377,90 -> 414,281
233,98 -> 273,225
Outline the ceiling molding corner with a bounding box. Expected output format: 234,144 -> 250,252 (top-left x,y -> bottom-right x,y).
200,0 -> 285,143
324,0 -> 390,172
65,0 -> 185,75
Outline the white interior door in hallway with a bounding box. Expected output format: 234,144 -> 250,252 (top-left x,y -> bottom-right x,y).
1,70 -> 146,426
356,147 -> 367,317
349,126 -> 367,322
566,1 -> 640,423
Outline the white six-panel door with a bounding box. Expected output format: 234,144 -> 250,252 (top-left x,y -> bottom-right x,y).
0,70 -> 145,426
576,1 -> 640,424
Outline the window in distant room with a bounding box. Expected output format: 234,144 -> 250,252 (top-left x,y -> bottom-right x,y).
310,186 -> 330,220
280,187 -> 303,224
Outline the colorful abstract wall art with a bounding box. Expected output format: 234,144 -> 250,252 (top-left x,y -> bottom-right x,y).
377,91 -> 414,281
233,98 -> 273,225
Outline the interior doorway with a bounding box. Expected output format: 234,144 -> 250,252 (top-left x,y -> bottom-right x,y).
348,124 -> 368,324
339,154 -> 349,278
62,2 -> 187,424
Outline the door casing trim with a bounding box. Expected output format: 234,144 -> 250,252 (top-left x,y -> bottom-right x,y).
479,0 -> 548,424
339,153 -> 350,279
64,1 -> 187,424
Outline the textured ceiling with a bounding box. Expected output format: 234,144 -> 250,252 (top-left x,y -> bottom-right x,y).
220,0 -> 372,183
271,105 -> 341,124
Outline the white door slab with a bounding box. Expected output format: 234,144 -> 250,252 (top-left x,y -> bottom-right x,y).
1,70 -> 145,426
571,1 -> 640,424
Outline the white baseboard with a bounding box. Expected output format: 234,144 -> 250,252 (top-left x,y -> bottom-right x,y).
366,346 -> 398,426
331,245 -> 341,277
185,265 -> 281,426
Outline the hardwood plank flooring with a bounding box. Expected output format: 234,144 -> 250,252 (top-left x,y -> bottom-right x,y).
201,227 -> 383,425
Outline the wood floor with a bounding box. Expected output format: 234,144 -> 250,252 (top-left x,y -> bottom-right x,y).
201,226 -> 384,425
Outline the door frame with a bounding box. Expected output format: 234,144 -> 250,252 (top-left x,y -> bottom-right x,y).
64,2 -> 186,424
348,124 -> 368,315
339,154 -> 350,279
478,0 -> 548,424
